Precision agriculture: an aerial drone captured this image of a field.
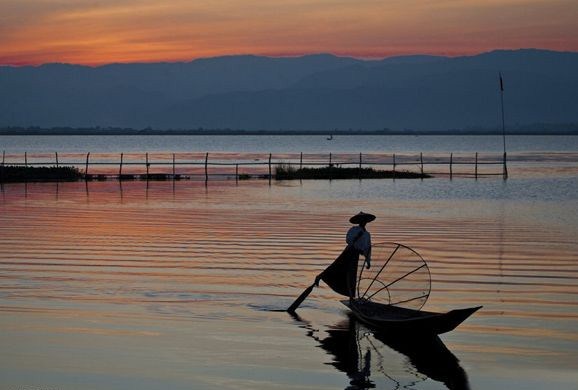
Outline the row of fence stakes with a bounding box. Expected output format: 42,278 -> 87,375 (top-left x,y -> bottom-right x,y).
0,151 -> 507,182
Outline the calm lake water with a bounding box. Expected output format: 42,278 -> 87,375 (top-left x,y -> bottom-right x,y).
1,135 -> 577,389
2,134 -> 578,154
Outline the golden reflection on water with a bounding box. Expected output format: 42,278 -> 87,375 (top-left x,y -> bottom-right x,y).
1,180 -> 577,389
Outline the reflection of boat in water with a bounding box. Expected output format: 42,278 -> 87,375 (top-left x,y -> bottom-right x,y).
293,312 -> 470,390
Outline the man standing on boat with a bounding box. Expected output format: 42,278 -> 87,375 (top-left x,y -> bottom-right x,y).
288,212 -> 376,312
347,212 -> 373,270
315,212 -> 375,299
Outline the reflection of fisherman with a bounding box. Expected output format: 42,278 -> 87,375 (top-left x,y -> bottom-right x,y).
314,317 -> 375,390
301,314 -> 470,390
316,212 -> 376,299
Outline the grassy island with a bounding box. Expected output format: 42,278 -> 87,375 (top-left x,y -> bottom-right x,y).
275,165 -> 431,180
0,166 -> 189,182
0,165 -> 431,183
0,166 -> 83,182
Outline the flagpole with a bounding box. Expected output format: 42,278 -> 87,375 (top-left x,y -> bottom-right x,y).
499,72 -> 508,179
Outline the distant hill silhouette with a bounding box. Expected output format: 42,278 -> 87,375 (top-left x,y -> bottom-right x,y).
1,49 -> 577,131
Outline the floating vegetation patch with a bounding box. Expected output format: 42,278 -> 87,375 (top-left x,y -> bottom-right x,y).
0,164 -> 429,183
84,174 -> 108,181
140,173 -> 183,181
0,166 -> 188,183
0,166 -> 83,182
275,165 -> 431,180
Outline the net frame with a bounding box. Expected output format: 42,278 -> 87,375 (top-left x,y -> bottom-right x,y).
356,242 -> 431,310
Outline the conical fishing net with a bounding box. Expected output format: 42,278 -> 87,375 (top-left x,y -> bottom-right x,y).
356,242 -> 431,310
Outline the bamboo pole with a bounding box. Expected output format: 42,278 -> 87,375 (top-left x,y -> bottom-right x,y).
0,150 -> 4,183
475,152 -> 478,179
392,153 -> 396,178
449,153 -> 453,178
268,153 -> 272,184
54,152 -> 60,183
420,152 -> 424,176
24,152 -> 29,184
500,73 -> 508,180
503,152 -> 508,180
235,164 -> 239,183
205,152 -> 209,183
359,153 -> 362,179
299,152 -> 303,182
119,153 -> 124,178
172,153 -> 176,179
145,152 -> 149,179
329,152 -> 332,180
85,152 -> 90,178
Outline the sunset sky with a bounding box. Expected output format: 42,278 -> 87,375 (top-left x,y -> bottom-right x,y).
1,0 -> 577,65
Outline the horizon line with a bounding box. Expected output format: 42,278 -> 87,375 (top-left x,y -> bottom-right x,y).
1,47 -> 572,68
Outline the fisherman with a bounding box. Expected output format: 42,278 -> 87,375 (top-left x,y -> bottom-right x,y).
314,212 -> 375,299
346,211 -> 374,270
287,212 -> 376,312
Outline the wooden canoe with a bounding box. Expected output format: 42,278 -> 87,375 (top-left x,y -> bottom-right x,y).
342,299 -> 481,335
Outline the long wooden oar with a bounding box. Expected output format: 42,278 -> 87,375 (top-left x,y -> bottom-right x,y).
288,230 -> 365,313
287,280 -> 318,313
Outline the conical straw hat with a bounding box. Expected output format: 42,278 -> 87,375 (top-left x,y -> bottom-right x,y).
349,212 -> 376,224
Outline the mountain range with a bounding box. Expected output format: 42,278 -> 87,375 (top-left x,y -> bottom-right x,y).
1,49 -> 577,131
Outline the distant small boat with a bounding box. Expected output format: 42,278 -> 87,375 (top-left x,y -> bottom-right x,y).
326,134 -> 333,140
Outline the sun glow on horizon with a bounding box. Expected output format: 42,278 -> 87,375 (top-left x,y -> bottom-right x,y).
1,0 -> 577,66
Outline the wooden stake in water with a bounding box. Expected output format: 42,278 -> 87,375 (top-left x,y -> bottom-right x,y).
172,154 -> 176,179
499,72 -> 508,179
268,153 -> 272,184
450,153 -> 453,179
85,152 -> 90,178
205,153 -> 209,183
0,150 -> 4,183
119,153 -> 124,178
393,153 -> 396,178
359,153 -> 362,179
475,152 -> 478,179
24,152 -> 30,182
145,153 -> 150,179
420,152 -> 424,176
55,152 -> 59,168
299,152 -> 303,182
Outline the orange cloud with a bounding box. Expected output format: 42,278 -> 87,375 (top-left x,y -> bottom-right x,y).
0,0 -> 577,65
